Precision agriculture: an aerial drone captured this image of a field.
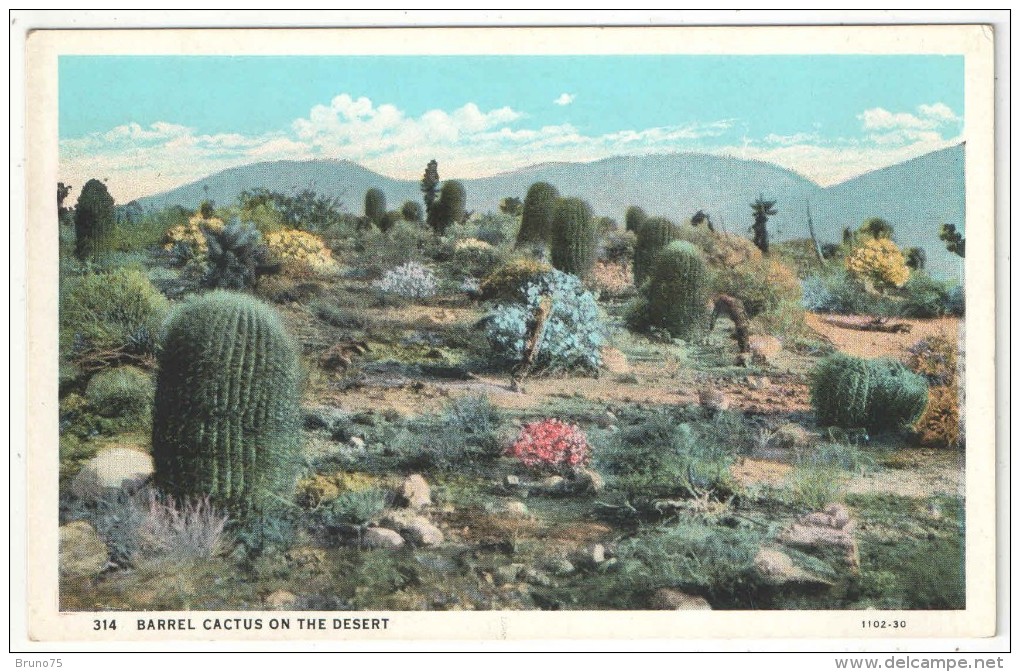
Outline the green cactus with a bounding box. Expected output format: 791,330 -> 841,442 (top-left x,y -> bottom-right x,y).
633,216 -> 680,286
364,188 -> 386,226
74,178 -> 117,260
550,197 -> 598,278
625,205 -> 648,233
643,241 -> 710,340
810,353 -> 929,431
866,358 -> 930,431
152,291 -> 302,518
515,182 -> 560,247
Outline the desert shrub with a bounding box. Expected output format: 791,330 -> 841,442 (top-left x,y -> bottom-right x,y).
602,522 -> 766,606
484,270 -> 605,373
312,488 -> 390,528
714,257 -> 801,318
550,197 -> 598,278
152,291 -> 302,520
479,257 -> 553,301
908,335 -> 962,448
136,493 -> 231,562
89,491 -> 147,565
202,219 -> 277,290
845,237 -> 910,290
452,237 -> 503,278
800,270 -> 876,315
638,241 -> 710,340
163,212 -> 225,265
946,284 -> 965,316
505,419 -> 590,473
516,182 -> 560,246
750,299 -> 809,341
264,228 -> 337,276
595,410 -> 737,499
60,268 -> 169,361
84,366 -> 152,420
469,211 -> 519,247
811,353 -> 929,431
390,402 -> 505,473
373,261 -> 438,299
633,217 -> 680,286
601,230 -> 637,264
675,227 -> 762,269
782,463 -> 845,510
587,260 -> 635,298
444,393 -> 501,437
897,272 -> 956,318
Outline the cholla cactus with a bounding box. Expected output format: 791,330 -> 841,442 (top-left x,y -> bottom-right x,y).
373,261 -> 438,299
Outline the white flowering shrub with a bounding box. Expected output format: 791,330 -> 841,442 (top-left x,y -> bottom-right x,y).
373,261 -> 438,299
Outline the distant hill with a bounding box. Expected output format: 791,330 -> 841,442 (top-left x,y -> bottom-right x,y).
136,144 -> 965,280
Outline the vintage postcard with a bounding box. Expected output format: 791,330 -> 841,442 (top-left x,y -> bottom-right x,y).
15,21 -> 998,648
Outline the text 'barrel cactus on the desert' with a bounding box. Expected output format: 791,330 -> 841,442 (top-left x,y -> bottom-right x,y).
152,291 -> 302,518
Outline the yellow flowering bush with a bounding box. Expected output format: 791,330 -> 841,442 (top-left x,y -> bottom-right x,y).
264,229 -> 337,276
164,214 -> 224,258
845,238 -> 910,289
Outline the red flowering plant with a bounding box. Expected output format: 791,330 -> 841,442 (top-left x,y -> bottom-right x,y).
505,419 -> 591,474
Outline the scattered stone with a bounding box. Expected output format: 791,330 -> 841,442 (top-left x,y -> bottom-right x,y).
504,474 -> 522,487
59,520 -> 108,577
778,503 -> 859,572
265,590 -> 298,609
589,543 -> 606,564
381,510 -> 444,546
749,335 -> 783,365
539,475 -> 565,489
649,588 -> 712,611
362,527 -> 405,549
499,500 -> 530,517
546,558 -> 575,576
496,563 -> 526,584
399,474 -> 431,509
772,423 -> 812,451
754,548 -> 831,586
348,436 -> 366,451
746,375 -> 772,390
521,567 -> 554,587
302,405 -> 347,431
70,448 -> 153,501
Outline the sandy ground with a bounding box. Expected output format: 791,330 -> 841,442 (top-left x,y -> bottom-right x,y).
805,314 -> 962,361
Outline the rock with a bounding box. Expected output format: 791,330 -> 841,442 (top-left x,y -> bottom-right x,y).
265,590 -> 298,609
399,474 -> 431,509
772,422 -> 812,451
70,448 -> 153,501
749,335 -> 782,365
59,520 -> 108,577
348,436 -> 366,451
504,474 -> 522,487
589,543 -> 606,564
496,563 -> 526,584
539,475 -> 565,489
362,527 -> 405,549
649,588 -> 712,611
778,504 -> 860,572
546,558 -> 575,576
521,567 -> 554,587
570,467 -> 605,494
754,548 -> 831,586
381,510 -> 444,546
498,500 -> 529,517
746,375 -> 772,390
600,347 -> 631,375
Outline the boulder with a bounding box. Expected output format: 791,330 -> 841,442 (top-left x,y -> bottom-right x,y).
754,548 -> 832,586
498,500 -> 530,518
380,510 -> 444,546
302,405 -> 347,431
362,527 -> 405,549
59,520 -> 108,577
570,467 -> 605,494
265,590 -> 298,609
649,588 -> 712,611
600,347 -> 631,375
698,387 -> 731,412
778,503 -> 859,572
398,474 -> 431,510
749,335 -> 783,365
70,447 -> 153,501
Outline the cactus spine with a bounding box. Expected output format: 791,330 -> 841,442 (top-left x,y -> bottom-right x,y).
152,291 -> 301,518
550,197 -> 598,278
810,353 -> 928,430
633,216 -> 680,286
644,241 -> 709,340
516,182 -> 560,247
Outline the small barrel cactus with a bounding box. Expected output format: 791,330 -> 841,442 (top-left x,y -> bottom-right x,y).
633,216 -> 680,286
811,353 -> 929,431
643,241 -> 710,340
152,291 -> 302,518
550,197 -> 598,278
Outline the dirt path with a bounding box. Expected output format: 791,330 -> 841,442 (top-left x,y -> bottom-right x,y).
805,314 -> 961,361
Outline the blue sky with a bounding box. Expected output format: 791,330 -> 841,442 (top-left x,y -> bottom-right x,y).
59,55 -> 964,202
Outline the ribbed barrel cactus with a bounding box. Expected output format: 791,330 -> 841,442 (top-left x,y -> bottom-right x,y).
152,291 -> 302,518
811,353 -> 928,431
550,197 -> 597,278
633,216 -> 680,286
516,182 -> 560,247
74,178 -> 117,260
644,240 -> 709,340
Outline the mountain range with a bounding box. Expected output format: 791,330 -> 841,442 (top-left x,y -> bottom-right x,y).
136,144 -> 965,280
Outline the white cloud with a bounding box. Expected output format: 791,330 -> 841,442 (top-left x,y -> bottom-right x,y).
58,94 -> 965,202
554,93 -> 575,106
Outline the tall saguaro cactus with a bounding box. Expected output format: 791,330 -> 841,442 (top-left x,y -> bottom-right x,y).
152,291 -> 302,518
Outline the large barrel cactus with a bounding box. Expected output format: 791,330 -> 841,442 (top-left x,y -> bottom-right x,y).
644,241 -> 710,340
550,197 -> 598,278
152,291 -> 302,518
516,182 -> 560,247
633,216 -> 680,286
74,178 -> 117,260
811,353 -> 928,431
